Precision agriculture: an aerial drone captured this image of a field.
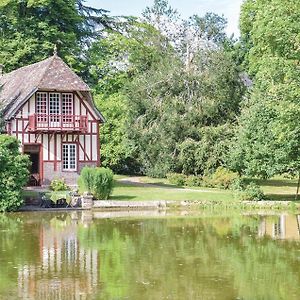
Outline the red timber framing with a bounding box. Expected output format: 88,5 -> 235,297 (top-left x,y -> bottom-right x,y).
10,90 -> 101,179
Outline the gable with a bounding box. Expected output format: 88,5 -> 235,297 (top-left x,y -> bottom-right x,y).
0,55 -> 104,122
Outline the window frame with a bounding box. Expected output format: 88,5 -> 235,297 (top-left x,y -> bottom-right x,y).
62,143 -> 77,172
62,93 -> 74,123
36,92 -> 48,122
36,92 -> 74,116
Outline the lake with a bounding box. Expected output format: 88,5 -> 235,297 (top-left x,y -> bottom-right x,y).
1,210 -> 300,299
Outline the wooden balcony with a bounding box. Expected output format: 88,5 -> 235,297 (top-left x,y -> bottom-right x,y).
28,114 -> 88,133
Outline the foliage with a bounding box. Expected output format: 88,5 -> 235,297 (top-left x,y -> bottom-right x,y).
49,178 -> 69,192
78,167 -> 114,200
231,0 -> 300,182
0,135 -> 30,212
166,173 -> 186,186
179,125 -> 234,176
240,0 -> 300,76
202,167 -> 239,189
89,0 -> 244,178
0,0 -> 112,78
90,20 -> 172,173
95,93 -> 140,174
184,175 -> 202,187
78,166 -> 95,194
229,177 -> 249,192
126,48 -> 244,177
237,182 -> 266,201
92,167 -> 114,200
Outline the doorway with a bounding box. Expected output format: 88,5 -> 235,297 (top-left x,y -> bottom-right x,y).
24,144 -> 41,186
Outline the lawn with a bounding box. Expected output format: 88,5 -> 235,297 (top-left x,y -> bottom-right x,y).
111,180 -> 234,202
110,175 -> 300,202
21,175 -> 300,203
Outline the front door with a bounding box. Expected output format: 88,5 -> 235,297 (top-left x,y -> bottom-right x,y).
24,144 -> 41,186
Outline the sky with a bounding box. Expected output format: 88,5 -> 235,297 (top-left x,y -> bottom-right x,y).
86,0 -> 244,37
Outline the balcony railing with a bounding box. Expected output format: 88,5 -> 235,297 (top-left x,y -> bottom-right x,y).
28,114 -> 88,132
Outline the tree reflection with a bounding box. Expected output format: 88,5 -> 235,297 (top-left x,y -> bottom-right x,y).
1,212 -> 300,300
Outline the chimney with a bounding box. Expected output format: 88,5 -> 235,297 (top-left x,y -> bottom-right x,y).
0,64 -> 4,77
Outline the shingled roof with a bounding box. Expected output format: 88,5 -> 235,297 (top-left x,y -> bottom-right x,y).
0,54 -> 104,121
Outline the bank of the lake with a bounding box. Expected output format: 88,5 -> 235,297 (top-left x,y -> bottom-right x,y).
21,175 -> 300,212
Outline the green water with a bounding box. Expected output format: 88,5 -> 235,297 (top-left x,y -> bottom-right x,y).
1,210 -> 300,300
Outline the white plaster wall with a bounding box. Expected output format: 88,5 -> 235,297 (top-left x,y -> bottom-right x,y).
43,135 -> 48,160
92,135 -> 97,161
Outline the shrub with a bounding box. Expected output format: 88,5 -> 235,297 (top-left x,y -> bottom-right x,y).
93,168 -> 114,200
79,166 -> 95,194
185,175 -> 202,187
230,177 -> 249,191
166,173 -> 187,186
238,182 -> 266,201
50,178 -> 69,191
0,135 -> 30,212
202,167 -> 239,189
78,167 -> 114,200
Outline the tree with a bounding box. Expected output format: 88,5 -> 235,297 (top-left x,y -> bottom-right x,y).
0,0 -> 112,76
231,0 -> 300,196
90,20 -> 174,173
126,49 -> 244,177
0,135 -> 30,212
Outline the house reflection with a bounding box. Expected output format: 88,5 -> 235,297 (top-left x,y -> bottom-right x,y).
18,212 -> 99,300
258,214 -> 300,240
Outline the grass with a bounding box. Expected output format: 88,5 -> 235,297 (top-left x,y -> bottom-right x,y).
250,176 -> 299,201
21,175 -> 300,204
111,175 -> 300,203
111,180 -> 234,202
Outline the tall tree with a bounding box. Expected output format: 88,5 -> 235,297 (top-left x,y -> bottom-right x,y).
230,0 -> 300,193
126,48 -> 244,177
90,20 -> 172,172
0,0 -> 111,74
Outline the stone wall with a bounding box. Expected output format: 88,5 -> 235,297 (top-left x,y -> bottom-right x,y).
43,161 -> 97,186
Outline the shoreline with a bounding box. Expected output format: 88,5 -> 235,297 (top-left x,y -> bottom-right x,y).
19,199 -> 300,212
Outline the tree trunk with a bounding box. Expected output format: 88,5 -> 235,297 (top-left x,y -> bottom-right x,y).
295,172 -> 300,201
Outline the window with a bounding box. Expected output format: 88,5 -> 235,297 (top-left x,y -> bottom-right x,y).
62,93 -> 73,123
36,92 -> 47,122
62,144 -> 77,171
49,93 -> 60,123
49,93 -> 60,114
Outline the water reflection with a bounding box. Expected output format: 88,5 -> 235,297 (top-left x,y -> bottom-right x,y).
1,211 -> 300,300
258,214 -> 300,240
17,213 -> 98,300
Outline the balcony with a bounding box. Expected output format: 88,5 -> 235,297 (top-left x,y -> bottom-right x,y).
28,114 -> 88,133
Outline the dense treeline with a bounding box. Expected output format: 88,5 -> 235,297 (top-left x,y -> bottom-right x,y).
0,0 -> 299,180
92,1 -> 245,176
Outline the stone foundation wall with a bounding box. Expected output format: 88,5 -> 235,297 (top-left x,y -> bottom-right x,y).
42,161 -> 98,186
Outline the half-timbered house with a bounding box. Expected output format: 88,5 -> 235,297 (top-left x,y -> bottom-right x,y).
0,54 -> 104,186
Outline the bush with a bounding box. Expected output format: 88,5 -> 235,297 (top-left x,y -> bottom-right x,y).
78,167 -> 114,200
238,182 -> 266,201
230,177 -> 249,191
79,166 -> 95,193
185,175 -> 202,187
166,173 -> 187,186
93,168 -> 114,200
202,167 -> 239,189
49,178 -> 69,191
0,135 -> 30,212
